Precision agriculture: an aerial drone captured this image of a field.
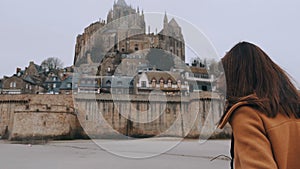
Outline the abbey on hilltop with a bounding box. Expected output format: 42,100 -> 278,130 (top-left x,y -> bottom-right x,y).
73,0 -> 185,66
72,0 -> 214,95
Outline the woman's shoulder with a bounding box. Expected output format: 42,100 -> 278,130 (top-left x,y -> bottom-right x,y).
230,105 -> 264,127
231,105 -> 298,132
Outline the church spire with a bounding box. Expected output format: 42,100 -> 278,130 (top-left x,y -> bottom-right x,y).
116,0 -> 128,7
164,12 -> 168,29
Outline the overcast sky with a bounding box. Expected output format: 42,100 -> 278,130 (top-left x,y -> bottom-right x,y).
0,0 -> 299,85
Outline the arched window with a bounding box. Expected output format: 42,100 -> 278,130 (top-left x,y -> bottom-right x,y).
160,78 -> 164,88
106,80 -> 111,86
135,44 -> 139,51
151,78 -> 156,88
121,45 -> 125,52
160,78 -> 164,84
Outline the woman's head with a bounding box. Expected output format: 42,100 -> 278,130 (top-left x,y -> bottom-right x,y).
222,41 -> 299,117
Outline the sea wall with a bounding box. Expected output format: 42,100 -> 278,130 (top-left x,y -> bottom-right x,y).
0,95 -> 82,141
0,93 -> 231,141
74,92 -> 230,139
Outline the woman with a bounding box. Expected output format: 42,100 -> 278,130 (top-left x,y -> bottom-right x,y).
217,41 -> 300,169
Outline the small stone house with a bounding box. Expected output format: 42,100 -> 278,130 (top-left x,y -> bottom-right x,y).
1,75 -> 41,94
59,75 -> 73,94
135,71 -> 189,95
44,74 -> 62,94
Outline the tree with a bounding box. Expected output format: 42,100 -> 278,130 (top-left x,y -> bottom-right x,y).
41,57 -> 64,70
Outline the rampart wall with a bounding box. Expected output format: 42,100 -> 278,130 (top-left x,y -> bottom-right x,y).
0,93 -> 231,141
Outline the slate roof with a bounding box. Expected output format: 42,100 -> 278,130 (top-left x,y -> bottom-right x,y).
102,76 -> 134,88
60,75 -> 73,90
23,76 -> 37,85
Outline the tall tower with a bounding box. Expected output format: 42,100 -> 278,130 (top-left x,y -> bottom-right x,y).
163,12 -> 168,30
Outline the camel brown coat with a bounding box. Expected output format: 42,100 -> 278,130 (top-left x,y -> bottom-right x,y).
218,101 -> 300,169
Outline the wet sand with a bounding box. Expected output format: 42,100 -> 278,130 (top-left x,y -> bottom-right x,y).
0,139 -> 230,169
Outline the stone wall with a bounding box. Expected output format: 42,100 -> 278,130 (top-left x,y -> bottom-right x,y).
74,92 -> 230,139
0,95 -> 82,141
0,93 -> 231,141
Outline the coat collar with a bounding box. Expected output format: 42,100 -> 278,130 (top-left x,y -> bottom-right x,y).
217,93 -> 259,129
217,101 -> 248,129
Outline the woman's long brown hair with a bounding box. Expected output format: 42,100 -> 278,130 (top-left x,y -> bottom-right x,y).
222,41 -> 300,118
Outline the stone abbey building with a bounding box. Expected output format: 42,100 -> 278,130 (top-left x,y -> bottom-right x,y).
74,0 -> 185,67
73,0 -> 213,95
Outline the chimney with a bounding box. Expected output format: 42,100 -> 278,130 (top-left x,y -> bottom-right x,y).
16,68 -> 21,74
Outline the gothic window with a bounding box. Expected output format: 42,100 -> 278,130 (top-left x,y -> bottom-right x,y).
107,67 -> 111,73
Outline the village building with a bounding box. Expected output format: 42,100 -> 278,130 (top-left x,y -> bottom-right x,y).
135,71 -> 188,95
59,75 -> 73,95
